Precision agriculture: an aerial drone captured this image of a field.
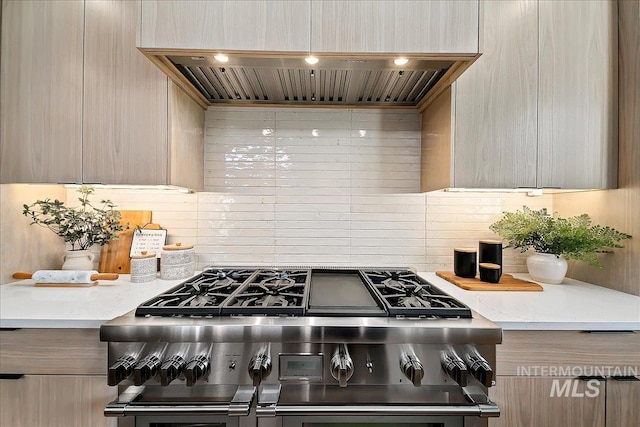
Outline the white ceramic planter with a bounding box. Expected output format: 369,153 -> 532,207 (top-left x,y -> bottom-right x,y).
526,252 -> 568,284
61,250 -> 95,270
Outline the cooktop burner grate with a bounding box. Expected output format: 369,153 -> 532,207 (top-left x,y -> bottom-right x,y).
135,268 -> 472,319
221,269 -> 311,316
135,269 -> 255,317
363,270 -> 472,318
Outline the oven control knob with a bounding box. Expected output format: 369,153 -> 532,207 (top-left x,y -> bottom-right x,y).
464,350 -> 494,388
160,354 -> 187,386
184,355 -> 210,386
133,354 -> 162,385
248,348 -> 272,386
441,350 -> 468,387
400,352 -> 424,387
330,344 -> 354,388
108,355 -> 137,386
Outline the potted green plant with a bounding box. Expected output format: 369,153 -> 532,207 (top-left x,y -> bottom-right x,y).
22,186 -> 124,270
489,206 -> 631,284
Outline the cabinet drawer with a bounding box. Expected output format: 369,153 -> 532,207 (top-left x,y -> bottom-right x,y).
496,331 -> 640,376
0,374 -> 116,427
0,329 -> 106,375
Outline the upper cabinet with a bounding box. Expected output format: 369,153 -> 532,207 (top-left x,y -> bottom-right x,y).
311,0 -> 479,54
450,0 -> 538,189
138,0 -> 311,52
537,0 -> 617,189
0,0 -> 84,184
138,0 -> 479,55
1,0 -> 204,189
422,0 -> 617,190
83,0 -> 169,185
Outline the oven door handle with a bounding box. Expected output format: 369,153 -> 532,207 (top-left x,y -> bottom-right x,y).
104,385 -> 256,417
256,384 -> 499,418
256,404 -> 500,418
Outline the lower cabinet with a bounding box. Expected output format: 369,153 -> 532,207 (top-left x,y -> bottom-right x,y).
489,376 -> 605,427
605,377 -> 640,426
0,328 -> 115,427
490,331 -> 640,427
0,375 -> 116,427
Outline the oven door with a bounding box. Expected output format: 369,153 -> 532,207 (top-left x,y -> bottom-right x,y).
256,384 -> 499,427
104,385 -> 256,427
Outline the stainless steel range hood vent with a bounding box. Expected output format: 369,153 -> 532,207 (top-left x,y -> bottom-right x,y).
166,55 -> 455,108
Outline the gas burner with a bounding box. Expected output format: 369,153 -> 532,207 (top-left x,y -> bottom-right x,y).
221,269 -> 311,316
363,270 -> 471,318
135,269 -> 254,317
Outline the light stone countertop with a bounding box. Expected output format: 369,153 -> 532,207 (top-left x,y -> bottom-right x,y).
418,272 -> 640,331
0,275 -> 184,328
1,272 -> 639,331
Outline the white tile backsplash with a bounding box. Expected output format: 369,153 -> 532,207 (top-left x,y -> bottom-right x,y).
41,106 -> 554,275
204,107 -> 421,194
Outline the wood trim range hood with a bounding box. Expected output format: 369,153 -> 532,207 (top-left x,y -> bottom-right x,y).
141,51 -> 478,111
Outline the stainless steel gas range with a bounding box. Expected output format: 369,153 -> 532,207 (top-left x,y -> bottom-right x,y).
100,268 -> 502,427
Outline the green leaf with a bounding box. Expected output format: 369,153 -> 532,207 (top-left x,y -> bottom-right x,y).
489,206 -> 631,268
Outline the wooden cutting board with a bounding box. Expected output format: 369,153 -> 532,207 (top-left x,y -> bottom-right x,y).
35,282 -> 98,287
98,210 -> 152,274
436,271 -> 543,291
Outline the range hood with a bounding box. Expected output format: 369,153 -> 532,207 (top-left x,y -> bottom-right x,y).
145,53 -> 477,110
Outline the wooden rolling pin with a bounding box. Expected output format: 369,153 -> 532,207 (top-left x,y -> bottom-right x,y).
13,270 -> 119,283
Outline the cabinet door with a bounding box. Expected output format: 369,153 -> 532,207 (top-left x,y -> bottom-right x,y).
452,0 -> 538,188
606,377 -> 640,427
311,0 -> 478,54
0,375 -> 116,427
0,0 -> 84,184
83,0 -> 169,185
311,0 -> 480,55
139,0 -> 310,52
538,0 -> 617,189
489,376 -> 605,427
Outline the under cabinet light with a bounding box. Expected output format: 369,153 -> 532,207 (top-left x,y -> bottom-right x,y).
63,184 -> 193,193
444,188 -> 542,196
394,58 -> 409,66
305,56 -> 319,65
214,54 -> 229,63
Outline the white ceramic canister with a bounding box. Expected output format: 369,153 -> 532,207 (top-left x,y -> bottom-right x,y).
160,243 -> 196,280
130,251 -> 158,283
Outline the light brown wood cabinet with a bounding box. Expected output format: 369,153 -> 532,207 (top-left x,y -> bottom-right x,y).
1,0 -> 204,189
448,0 -> 538,189
310,0 -> 479,54
605,377 -> 640,426
489,330 -> 640,427
138,0 -> 479,55
422,0 -> 617,190
138,0 -> 310,52
83,0 -> 204,189
537,0 -> 618,189
0,375 -> 116,427
489,376 -> 605,427
0,0 -> 84,184
0,328 -> 115,427
83,0 -> 169,186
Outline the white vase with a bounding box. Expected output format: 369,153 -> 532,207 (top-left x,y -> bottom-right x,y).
62,250 -> 95,270
526,252 -> 568,284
